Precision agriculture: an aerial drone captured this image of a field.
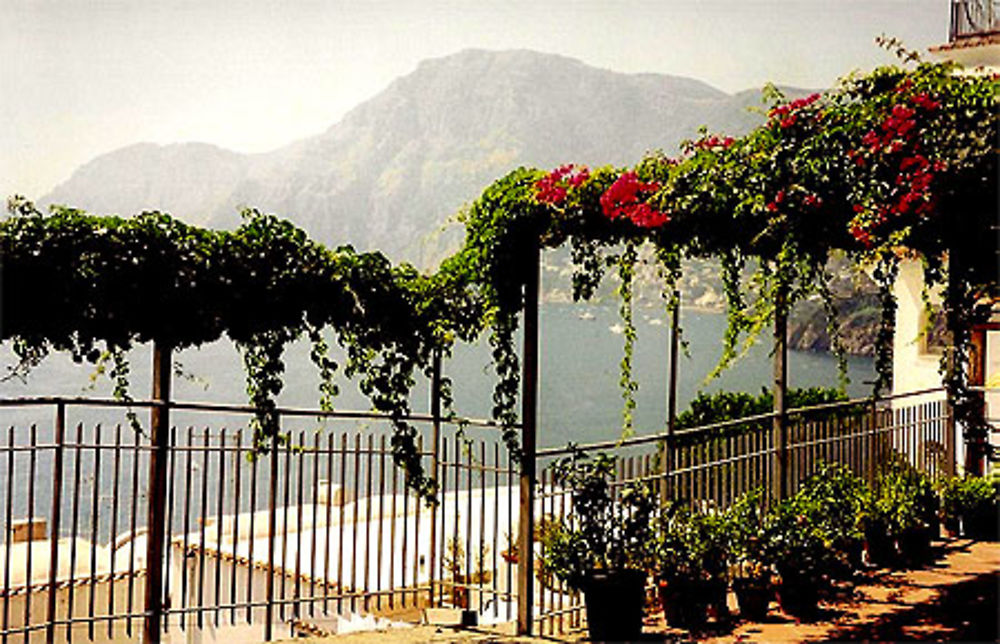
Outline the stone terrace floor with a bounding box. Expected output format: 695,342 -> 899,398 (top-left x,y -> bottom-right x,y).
284,538 -> 998,643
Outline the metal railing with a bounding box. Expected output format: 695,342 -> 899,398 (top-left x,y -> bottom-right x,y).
533,388 -> 953,636
950,0 -> 1000,40
0,387 -> 956,642
0,396 -> 518,643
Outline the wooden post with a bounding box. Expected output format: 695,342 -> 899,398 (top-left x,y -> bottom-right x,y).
428,347 -> 442,607
663,290 -> 680,503
517,244 -> 540,636
772,289 -> 789,502
143,344 -> 171,643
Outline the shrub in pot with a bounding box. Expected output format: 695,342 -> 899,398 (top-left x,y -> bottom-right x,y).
655,504 -> 730,629
762,498 -> 834,619
794,462 -> 868,577
864,458 -> 938,567
939,473 -> 999,540
537,450 -> 656,642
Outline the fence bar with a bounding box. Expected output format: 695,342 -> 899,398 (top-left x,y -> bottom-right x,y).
517,243 -> 540,636
428,348 -> 442,608
263,426 -> 280,641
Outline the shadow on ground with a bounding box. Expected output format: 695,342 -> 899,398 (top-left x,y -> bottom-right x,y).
816,570 -> 999,642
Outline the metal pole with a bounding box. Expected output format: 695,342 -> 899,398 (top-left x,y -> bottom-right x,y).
264,426 -> 280,641
664,290 -> 680,503
143,344 -> 171,643
772,289 -> 789,502
428,348 -> 442,608
45,402 -> 65,644
516,244 -> 540,636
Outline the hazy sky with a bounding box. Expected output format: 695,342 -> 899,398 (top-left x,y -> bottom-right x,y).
2,0 -> 948,202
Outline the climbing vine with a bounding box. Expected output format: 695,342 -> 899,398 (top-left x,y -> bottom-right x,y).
2,49 -> 997,491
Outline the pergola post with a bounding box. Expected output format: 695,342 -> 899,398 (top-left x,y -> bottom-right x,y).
516,244 -> 540,636
143,343 -> 172,643
772,289 -> 789,502
663,290 -> 680,503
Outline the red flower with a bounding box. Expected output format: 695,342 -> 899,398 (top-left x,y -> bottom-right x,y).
600,171 -> 667,228
911,93 -> 940,111
535,164 -> 590,205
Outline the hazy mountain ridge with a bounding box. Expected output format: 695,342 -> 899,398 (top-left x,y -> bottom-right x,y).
43,49 -> 773,266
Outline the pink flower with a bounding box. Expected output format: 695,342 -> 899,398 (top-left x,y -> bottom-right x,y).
535,164 -> 590,205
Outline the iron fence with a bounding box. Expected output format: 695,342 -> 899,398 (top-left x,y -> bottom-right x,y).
0,387 -> 954,642
532,388 -> 952,636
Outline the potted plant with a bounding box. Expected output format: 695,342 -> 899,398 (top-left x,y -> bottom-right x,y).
763,499 -> 833,619
655,504 -> 730,629
794,462 -> 868,577
962,473 -> 999,541
864,458 -> 938,567
940,473 -> 999,541
727,489 -> 773,621
537,450 -> 656,642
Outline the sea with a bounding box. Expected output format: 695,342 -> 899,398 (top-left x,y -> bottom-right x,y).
0,302 -> 874,448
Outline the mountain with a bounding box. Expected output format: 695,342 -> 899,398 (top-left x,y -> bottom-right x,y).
43,49 -> 773,267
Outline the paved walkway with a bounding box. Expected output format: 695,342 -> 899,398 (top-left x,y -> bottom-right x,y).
282,539 -> 998,643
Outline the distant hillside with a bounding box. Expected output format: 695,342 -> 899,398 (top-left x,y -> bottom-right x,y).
44,49 -> 771,267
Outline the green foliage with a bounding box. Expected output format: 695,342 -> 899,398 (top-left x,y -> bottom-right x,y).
795,462 -> 869,547
938,472 -> 1000,526
1,202 -> 485,499
864,457 -> 939,538
655,502 -> 731,586
537,450 -> 657,591
673,386 -> 850,446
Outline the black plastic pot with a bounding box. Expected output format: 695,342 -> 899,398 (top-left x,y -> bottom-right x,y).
583,568 -> 646,641
658,578 -> 711,630
733,577 -> 772,621
776,573 -> 820,619
964,505 -> 999,541
898,525 -> 934,565
864,523 -> 898,567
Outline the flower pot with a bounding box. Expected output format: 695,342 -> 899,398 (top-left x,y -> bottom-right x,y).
830,537 -> 864,579
864,525 -> 897,567
898,525 -> 934,565
658,578 -> 710,630
583,568 -> 646,641
733,577 -> 772,621
777,574 -> 820,619
964,505 -> 999,541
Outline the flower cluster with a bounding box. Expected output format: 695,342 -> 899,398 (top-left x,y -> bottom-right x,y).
847,90 -> 943,247
535,164 -> 590,205
600,171 -> 668,228
692,134 -> 735,151
764,188 -> 823,214
768,93 -> 821,129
